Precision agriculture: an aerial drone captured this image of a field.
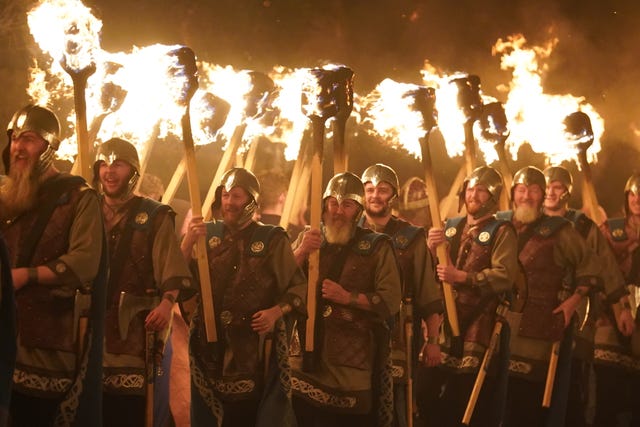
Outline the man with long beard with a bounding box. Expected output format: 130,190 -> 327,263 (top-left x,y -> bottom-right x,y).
94,138 -> 192,427
496,166 -> 601,427
542,166 -> 634,426
359,163 -> 438,427
0,104 -> 107,426
425,166 -> 518,427
181,167 -> 307,427
291,172 -> 401,427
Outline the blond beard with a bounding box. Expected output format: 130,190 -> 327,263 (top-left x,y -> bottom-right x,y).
514,204 -> 540,224
0,160 -> 40,221
323,218 -> 355,245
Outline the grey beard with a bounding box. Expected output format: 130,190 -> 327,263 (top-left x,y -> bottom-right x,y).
514,205 -> 540,224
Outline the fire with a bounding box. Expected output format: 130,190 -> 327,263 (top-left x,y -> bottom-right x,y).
493,34 -> 604,166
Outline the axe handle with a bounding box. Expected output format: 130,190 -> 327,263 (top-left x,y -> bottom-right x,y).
77,317 -> 88,359
542,341 -> 560,408
145,330 -> 155,427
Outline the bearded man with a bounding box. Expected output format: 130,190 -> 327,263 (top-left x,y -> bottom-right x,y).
359,163 -> 438,427
423,166 -> 517,427
495,166 -> 601,427
182,167 -> 306,427
0,104 -> 107,426
94,138 -> 192,427
291,172 -> 401,427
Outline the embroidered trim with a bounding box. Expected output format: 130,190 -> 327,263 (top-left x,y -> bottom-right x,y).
441,352 -> 481,370
103,373 -> 145,390
291,377 -> 357,408
13,368 -> 72,394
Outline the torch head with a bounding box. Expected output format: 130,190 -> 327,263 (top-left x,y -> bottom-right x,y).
480,102 -> 509,143
564,111 -> 594,151
451,74 -> 482,123
169,46 -> 198,105
245,71 -> 275,119
460,166 -> 503,218
212,168 -> 260,224
624,173 -> 640,216
301,66 -> 354,120
406,86 -> 438,131
4,104 -> 61,173
322,172 -> 365,222
543,166 -> 573,204
93,138 -> 141,197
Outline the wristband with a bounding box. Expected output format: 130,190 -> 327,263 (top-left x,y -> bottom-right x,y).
426,336 -> 439,345
278,303 -> 292,315
162,293 -> 176,304
27,267 -> 38,285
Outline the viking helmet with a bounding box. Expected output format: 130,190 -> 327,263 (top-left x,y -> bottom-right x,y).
543,166 -> 573,204
93,138 -> 141,197
624,173 -> 640,215
361,163 -> 400,196
511,166 -> 546,199
323,172 -> 365,222
460,166 -> 503,218
212,168 -> 260,224
400,177 -> 429,211
4,104 -> 61,173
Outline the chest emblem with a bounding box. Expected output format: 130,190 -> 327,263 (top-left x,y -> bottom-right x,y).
135,212 -> 149,225
478,231 -> 490,243
445,227 -> 457,238
208,236 -> 221,249
251,241 -> 265,253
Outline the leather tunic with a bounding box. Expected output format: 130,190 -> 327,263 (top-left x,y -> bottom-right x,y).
3,175 -> 88,352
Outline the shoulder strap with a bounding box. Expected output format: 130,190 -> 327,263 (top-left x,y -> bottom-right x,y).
129,198 -> 172,231
16,175 -> 87,267
534,215 -> 569,238
607,217 -> 628,242
565,209 -> 592,240
352,230 -> 391,256
392,224 -> 422,250
444,216 -> 466,262
476,218 -> 511,246
495,210 -> 514,222
247,224 -> 285,257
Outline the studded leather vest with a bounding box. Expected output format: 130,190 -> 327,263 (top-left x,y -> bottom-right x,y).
382,217 -> 423,300
446,217 -> 504,346
319,228 -> 389,370
194,221 -> 285,380
2,174 -> 89,352
517,216 -> 568,342
104,196 -> 172,358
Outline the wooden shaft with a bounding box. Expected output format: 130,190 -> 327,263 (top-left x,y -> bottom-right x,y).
420,134 -> 460,336
77,318 -> 88,359
182,110 -> 217,342
279,139 -> 307,230
71,74 -> 93,183
440,166 -> 467,220
577,150 -> 603,226
161,156 -> 187,205
145,330 -> 155,427
134,128 -> 160,193
495,142 -> 513,211
463,121 -> 476,176
243,136 -> 260,172
304,117 -> 325,353
405,310 -> 414,427
542,341 -> 560,408
462,321 -> 503,425
202,124 -> 247,220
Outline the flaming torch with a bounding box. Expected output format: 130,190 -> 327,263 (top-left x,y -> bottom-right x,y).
450,75 -> 483,176
480,102 -> 512,210
201,70 -> 275,219
300,66 -> 350,368
409,87 -> 461,337
329,67 -> 355,173
170,47 -> 217,344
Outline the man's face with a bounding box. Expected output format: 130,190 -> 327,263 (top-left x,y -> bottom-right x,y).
628,191 -> 640,217
221,186 -> 251,226
9,131 -> 48,176
323,196 -> 359,244
364,181 -> 394,218
513,183 -> 544,223
544,181 -> 567,212
465,184 -> 491,216
99,159 -> 134,199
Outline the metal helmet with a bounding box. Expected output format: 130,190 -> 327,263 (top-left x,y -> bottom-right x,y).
460,166 -> 503,218
400,177 -> 429,211
361,163 -> 400,196
212,168 -> 260,224
323,172 -> 365,206
543,166 -> 573,204
93,138 -> 141,197
511,166 -> 546,199
4,104 -> 61,173
624,173 -> 640,215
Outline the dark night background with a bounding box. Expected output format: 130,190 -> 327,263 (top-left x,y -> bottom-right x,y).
1,0 -> 640,215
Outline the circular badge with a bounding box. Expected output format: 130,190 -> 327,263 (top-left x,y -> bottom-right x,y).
322,305 -> 333,318
251,241 -> 265,253
55,262 -> 67,273
371,295 -> 381,304
538,226 -> 551,237
293,297 -> 302,307
181,278 -> 191,287
135,212 -> 149,225
208,236 -> 221,249
445,227 -> 457,238
395,235 -> 408,247
220,310 -> 233,326
478,231 -> 490,243
358,240 -> 371,251
612,229 -> 624,238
